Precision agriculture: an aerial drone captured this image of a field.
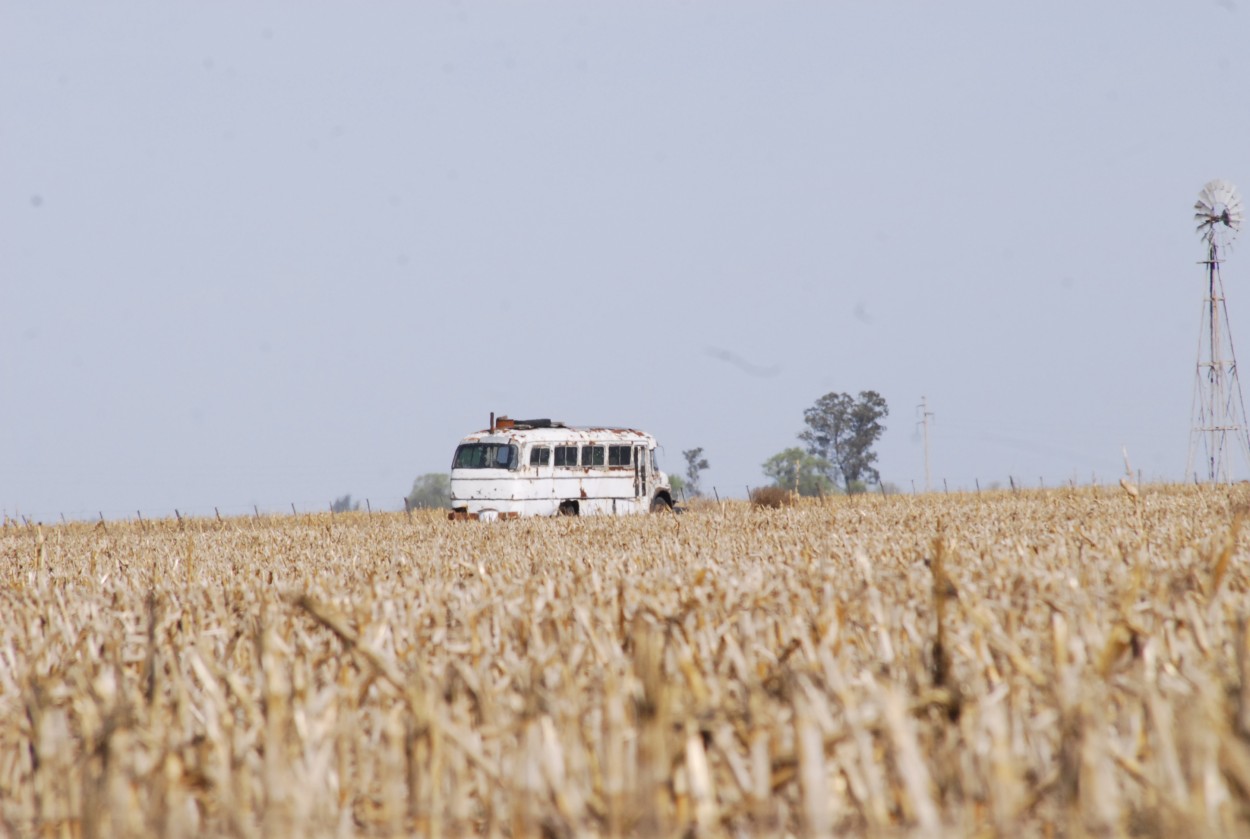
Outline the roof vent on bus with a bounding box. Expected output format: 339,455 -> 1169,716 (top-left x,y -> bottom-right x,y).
513,418 -> 564,429
491,415 -> 565,431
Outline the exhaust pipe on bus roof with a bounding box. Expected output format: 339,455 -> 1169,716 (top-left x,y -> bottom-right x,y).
489,412 -> 517,431
491,412 -> 519,430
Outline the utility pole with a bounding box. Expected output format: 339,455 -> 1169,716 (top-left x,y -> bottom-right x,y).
917,395 -> 934,493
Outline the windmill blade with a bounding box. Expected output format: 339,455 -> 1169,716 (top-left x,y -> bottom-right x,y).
1196,180 -> 1242,247
1228,202 -> 1245,227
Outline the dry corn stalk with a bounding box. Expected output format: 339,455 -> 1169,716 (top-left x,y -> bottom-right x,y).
0,486 -> 1247,836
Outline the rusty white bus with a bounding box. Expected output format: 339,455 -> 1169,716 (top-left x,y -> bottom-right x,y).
449,415 -> 674,520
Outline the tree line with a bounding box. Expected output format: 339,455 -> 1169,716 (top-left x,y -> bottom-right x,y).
762,390 -> 889,496
679,390 -> 889,499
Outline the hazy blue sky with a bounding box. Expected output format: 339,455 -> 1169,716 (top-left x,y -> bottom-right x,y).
5,2 -> 1250,520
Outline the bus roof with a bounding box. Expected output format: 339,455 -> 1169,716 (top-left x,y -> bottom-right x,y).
457,424 -> 655,447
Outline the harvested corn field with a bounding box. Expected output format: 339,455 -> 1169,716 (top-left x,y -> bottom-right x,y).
3,485 -> 1250,837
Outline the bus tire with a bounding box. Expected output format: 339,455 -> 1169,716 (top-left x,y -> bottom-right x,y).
650,495 -> 671,513
558,501 -> 579,517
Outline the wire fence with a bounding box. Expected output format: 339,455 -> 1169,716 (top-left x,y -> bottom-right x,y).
9,469 -> 1200,529
1,497 -> 433,528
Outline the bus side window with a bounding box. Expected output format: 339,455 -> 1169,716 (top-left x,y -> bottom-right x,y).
530,446 -> 550,466
554,446 -> 578,467
608,445 -> 632,467
583,445 -> 605,467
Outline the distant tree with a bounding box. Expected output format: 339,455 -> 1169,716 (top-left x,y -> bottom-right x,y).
331,494 -> 361,513
798,391 -> 889,493
761,448 -> 836,497
406,473 -> 450,510
682,448 -> 711,497
669,474 -> 686,496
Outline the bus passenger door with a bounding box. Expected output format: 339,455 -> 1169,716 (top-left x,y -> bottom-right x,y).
634,446 -> 648,499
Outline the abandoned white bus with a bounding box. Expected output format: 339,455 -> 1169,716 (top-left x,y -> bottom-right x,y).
449,416 -> 674,520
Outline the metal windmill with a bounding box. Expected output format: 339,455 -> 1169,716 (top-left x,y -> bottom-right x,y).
1187,179 -> 1250,483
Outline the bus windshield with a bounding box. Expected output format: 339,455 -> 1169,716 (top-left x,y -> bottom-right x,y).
453,443 -> 519,470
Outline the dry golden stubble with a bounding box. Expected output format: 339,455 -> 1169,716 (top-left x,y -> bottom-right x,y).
0,486 -> 1249,836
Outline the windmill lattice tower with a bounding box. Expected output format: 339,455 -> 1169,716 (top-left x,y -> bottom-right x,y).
1187,179 -> 1250,483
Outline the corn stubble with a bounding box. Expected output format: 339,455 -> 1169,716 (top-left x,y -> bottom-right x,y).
3,485 -> 1250,837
